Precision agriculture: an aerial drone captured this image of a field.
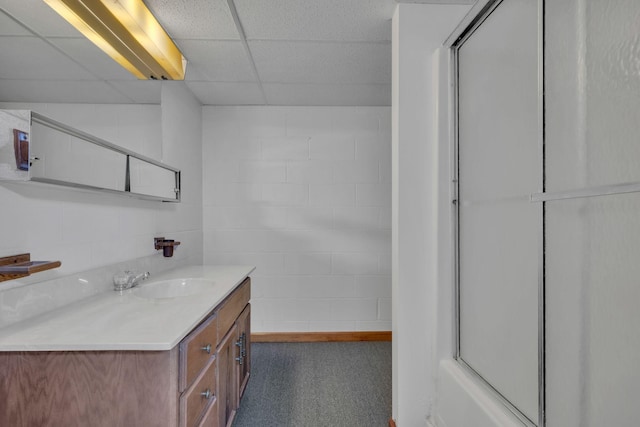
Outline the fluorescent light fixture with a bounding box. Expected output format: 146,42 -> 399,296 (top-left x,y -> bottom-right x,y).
44,0 -> 186,80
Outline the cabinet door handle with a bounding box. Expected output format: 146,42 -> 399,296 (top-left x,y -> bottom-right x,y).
241,332 -> 246,357
200,389 -> 212,399
201,344 -> 212,354
235,356 -> 243,365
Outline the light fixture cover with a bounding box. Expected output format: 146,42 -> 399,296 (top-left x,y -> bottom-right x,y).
45,0 -> 186,80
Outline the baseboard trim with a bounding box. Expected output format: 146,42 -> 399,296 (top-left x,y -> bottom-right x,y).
389,418 -> 397,427
251,331 -> 392,343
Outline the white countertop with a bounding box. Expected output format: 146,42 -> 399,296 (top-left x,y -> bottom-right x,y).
0,265 -> 254,352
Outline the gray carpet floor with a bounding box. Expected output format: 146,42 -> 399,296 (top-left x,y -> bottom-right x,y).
232,342 -> 392,427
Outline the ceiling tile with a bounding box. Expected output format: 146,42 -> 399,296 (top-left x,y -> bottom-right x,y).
49,38 -> 136,81
108,81 -> 163,104
234,0 -> 395,42
0,80 -> 133,103
263,83 -> 391,106
1,0 -> 83,37
179,40 -> 255,82
250,41 -> 391,84
0,10 -> 31,36
0,0 -> 402,106
0,37 -> 96,80
185,82 -> 265,105
145,0 -> 240,40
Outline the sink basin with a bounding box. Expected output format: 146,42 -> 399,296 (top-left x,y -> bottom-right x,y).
133,278 -> 214,299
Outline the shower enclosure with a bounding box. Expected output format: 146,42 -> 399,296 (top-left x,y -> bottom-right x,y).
448,0 -> 640,425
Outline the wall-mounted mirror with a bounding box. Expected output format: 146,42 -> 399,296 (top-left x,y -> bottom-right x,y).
0,110 -> 180,202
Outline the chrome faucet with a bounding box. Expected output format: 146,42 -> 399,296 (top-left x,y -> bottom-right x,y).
113,271 -> 150,291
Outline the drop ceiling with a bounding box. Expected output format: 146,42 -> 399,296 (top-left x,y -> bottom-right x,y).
0,0 -> 474,106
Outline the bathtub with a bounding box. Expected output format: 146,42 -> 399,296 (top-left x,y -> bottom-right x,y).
433,360 -> 526,427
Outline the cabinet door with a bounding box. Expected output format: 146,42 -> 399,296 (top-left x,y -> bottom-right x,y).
236,304 -> 251,399
217,324 -> 239,427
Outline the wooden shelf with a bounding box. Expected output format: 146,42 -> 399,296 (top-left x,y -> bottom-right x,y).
0,253 -> 61,282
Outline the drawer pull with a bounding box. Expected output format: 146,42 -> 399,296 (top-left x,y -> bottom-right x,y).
241,332 -> 247,357
200,389 -> 212,399
201,344 -> 212,354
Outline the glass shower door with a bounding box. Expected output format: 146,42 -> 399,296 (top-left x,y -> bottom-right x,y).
544,1 -> 640,426
456,0 -> 540,423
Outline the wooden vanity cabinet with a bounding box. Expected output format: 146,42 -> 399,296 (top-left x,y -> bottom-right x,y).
179,314 -> 218,427
181,356 -> 217,426
198,394 -> 220,426
215,277 -> 251,427
180,314 -> 218,391
0,277 -> 251,427
217,323 -> 240,427
180,276 -> 251,426
237,304 -> 251,398
0,349 -> 181,426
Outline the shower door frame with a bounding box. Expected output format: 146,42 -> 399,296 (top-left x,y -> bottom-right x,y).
444,0 -> 546,426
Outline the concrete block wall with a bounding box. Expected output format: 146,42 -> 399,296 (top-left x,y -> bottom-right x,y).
203,106 -> 391,332
0,83 -> 203,285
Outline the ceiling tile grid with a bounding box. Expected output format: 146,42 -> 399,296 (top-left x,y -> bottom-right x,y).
0,79 -> 135,103
145,0 -> 241,40
232,0 -> 395,105
108,80 -> 163,104
0,11 -> 31,36
178,40 -> 256,82
262,83 -> 391,106
233,0 -> 396,42
49,38 -> 137,81
248,41 -> 391,85
185,81 -> 265,105
0,0 -> 411,105
0,0 -> 83,37
0,37 -> 97,81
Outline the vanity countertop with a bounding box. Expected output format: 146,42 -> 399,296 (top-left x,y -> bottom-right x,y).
0,265 -> 255,352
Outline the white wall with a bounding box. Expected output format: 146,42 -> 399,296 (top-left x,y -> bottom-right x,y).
202,106 -> 391,333
161,82 -> 204,264
391,3 -> 471,426
0,81 -> 202,284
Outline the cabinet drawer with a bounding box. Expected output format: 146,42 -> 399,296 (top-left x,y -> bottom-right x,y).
180,314 -> 217,392
216,277 -> 250,342
180,357 -> 217,427
197,397 -> 218,427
